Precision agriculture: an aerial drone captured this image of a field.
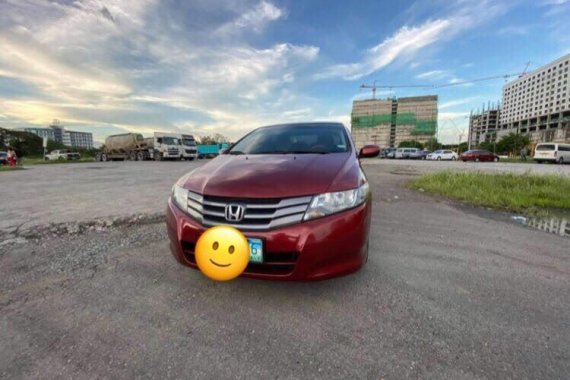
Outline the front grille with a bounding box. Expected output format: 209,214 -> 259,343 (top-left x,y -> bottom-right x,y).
185,149 -> 196,154
187,193 -> 312,231
181,241 -> 297,275
168,148 -> 179,156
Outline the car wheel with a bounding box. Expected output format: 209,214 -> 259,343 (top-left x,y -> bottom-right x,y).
475,158 -> 480,162
101,153 -> 108,162
154,152 -> 162,161
452,157 -> 456,161
559,157 -> 565,165
189,157 -> 195,161
494,157 -> 499,162
536,160 -> 543,164
437,156 -> 441,161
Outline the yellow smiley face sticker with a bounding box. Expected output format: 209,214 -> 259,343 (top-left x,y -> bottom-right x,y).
195,225 -> 250,281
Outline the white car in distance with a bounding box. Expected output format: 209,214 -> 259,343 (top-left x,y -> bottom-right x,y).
426,150 -> 458,161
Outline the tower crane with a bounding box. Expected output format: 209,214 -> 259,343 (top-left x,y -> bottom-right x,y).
359,71 -> 527,98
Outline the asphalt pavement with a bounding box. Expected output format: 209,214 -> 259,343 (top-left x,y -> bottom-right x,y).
1,159 -> 568,379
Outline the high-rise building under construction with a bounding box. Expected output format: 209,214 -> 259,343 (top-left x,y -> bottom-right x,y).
350,95 -> 438,149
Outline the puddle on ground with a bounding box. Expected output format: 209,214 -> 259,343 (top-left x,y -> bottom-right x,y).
511,214 -> 570,238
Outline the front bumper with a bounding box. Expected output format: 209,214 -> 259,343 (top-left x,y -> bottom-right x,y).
166,198 -> 371,281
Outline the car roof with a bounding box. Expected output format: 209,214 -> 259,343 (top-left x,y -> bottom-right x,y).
260,122 -> 345,129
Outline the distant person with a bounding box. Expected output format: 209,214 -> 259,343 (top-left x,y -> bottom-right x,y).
7,148 -> 17,167
520,146 -> 528,161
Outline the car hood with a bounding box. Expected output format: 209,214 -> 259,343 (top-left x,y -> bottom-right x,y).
183,153 -> 358,198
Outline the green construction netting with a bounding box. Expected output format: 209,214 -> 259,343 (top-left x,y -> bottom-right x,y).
352,113 -> 436,135
351,114 -> 394,126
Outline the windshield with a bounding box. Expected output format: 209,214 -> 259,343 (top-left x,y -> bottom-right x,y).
182,138 -> 196,146
162,137 -> 179,145
229,124 -> 349,154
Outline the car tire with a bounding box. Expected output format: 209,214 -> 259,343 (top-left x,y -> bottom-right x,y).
494,157 -> 499,162
475,158 -> 480,162
101,153 -> 108,162
559,157 -> 565,165
189,157 -> 195,161
452,157 -> 456,161
437,156 -> 441,161
154,152 -> 162,161
536,160 -> 543,164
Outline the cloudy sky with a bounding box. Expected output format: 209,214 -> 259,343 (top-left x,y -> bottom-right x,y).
0,0 -> 569,144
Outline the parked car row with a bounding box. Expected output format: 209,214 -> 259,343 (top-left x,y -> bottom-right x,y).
377,143 -> 570,164
386,148 -> 498,162
0,151 -> 7,165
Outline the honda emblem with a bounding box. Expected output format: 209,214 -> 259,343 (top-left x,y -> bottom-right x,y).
224,204 -> 245,222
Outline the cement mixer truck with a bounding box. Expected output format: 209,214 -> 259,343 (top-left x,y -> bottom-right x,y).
96,133 -> 150,161
96,132 -> 195,161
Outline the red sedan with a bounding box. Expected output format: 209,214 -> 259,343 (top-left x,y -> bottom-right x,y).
460,150 -> 499,162
166,122 -> 380,281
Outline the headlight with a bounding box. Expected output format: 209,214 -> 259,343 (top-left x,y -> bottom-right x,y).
171,170 -> 201,220
172,184 -> 189,213
303,171 -> 370,221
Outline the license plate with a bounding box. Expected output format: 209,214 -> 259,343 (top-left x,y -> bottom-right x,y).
248,238 -> 263,263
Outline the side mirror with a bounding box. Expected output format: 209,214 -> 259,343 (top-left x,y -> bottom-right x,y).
359,144 -> 380,158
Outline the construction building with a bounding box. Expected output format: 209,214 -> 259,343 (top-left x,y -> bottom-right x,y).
468,103 -> 500,148
351,95 -> 438,148
19,122 -> 94,149
498,53 -> 570,143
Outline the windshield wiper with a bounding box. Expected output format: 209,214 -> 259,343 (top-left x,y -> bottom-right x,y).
289,150 -> 329,154
258,150 -> 330,155
228,151 -> 245,155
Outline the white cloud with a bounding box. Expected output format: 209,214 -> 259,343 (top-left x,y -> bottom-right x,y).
317,0 -> 508,81
316,18 -> 452,80
542,0 -> 568,5
415,70 -> 449,80
234,1 -> 284,31
439,97 -> 482,110
0,0 -> 322,142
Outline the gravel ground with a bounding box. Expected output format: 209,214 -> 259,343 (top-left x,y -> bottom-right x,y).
1,162 -> 568,379
1,159 -> 568,239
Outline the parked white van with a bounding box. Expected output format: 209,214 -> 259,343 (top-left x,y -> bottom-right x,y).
395,147 -> 420,159
533,143 -> 570,164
